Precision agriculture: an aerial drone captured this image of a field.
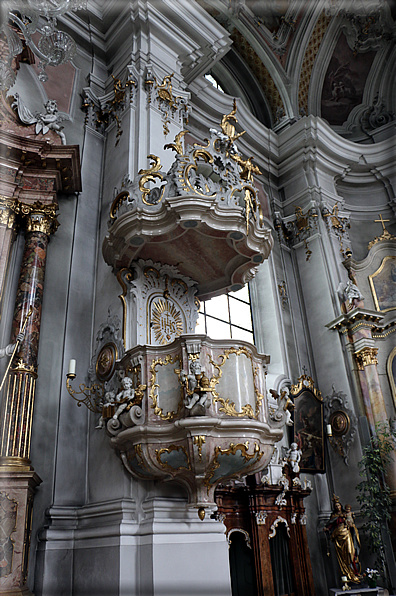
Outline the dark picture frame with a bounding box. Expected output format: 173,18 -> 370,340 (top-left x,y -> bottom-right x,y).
290,375 -> 325,473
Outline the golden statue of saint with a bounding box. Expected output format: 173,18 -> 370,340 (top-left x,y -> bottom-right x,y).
324,495 -> 361,583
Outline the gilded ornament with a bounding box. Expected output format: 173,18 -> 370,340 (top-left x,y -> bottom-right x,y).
226,528 -> 252,549
355,347 -> 378,370
220,99 -> 246,145
368,214 -> 396,250
20,201 -> 59,236
110,191 -> 130,220
209,346 -> 264,418
138,155 -> 165,205
193,435 -> 206,461
116,268 -> 133,347
290,374 -> 322,401
155,444 -> 191,472
0,196 -> 19,228
164,130 -> 188,155
149,354 -> 183,420
204,442 -> 262,494
151,298 -> 183,345
95,342 -> 118,382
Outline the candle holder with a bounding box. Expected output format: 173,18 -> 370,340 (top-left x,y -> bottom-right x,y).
66,360 -> 104,412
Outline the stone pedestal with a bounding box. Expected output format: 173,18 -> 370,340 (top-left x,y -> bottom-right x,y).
0,470 -> 41,595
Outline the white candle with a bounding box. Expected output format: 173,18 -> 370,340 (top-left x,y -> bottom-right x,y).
68,359 -> 76,375
326,424 -> 332,437
341,576 -> 347,582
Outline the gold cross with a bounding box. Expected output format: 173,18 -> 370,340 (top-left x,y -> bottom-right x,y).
375,214 -> 390,232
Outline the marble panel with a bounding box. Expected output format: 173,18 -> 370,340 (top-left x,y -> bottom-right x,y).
215,351 -> 256,413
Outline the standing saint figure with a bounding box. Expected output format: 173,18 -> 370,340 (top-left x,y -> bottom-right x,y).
324,495 -> 361,583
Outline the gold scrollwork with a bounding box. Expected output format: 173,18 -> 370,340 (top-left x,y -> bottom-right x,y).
138,155 -> 165,205
155,444 -> 191,472
221,99 -> 246,146
204,442 -> 262,494
290,374 -> 322,402
193,435 -> 206,461
355,347 -> 378,370
116,268 -> 133,348
149,354 -> 183,420
110,190 -> 130,221
0,196 -> 19,229
164,130 -> 188,155
208,347 -> 264,418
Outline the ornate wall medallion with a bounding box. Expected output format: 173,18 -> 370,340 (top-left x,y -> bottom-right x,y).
0,492 -> 17,578
150,297 -> 183,345
95,342 -> 118,382
329,410 -> 350,436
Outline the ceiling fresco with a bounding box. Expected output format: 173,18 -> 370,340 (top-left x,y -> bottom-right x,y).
196,0 -> 395,140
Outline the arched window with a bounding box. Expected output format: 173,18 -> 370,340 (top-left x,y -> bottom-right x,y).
204,73 -> 225,93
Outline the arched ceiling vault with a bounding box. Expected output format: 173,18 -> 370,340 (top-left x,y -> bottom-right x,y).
196,0 -> 396,142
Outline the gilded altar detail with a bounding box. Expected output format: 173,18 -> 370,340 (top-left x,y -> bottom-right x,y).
355,347 -> 379,370
151,298 -> 183,345
20,201 -> 59,235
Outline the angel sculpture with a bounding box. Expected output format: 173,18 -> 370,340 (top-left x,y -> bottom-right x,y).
12,94 -> 68,145
269,387 -> 294,426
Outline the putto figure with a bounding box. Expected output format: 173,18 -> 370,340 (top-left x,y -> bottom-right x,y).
12,94 -> 69,145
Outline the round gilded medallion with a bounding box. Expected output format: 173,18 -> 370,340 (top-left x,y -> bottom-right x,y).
96,342 -> 117,382
151,298 -> 183,345
329,410 -> 350,436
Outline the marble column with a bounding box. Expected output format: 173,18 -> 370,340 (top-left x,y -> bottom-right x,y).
0,201 -> 58,596
0,197 -> 19,311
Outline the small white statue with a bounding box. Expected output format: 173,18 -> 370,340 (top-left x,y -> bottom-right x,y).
113,377 -> 135,420
181,360 -> 209,410
0,332 -> 25,359
286,442 -> 302,474
12,94 -> 69,145
269,387 -> 294,426
95,390 -> 116,429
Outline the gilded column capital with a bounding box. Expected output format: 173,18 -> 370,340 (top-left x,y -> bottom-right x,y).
355,347 -> 378,370
20,201 -> 59,235
0,195 -> 20,229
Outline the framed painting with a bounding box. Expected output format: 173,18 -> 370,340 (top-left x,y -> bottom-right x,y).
290,375 -> 324,473
387,347 -> 396,409
369,255 -> 396,313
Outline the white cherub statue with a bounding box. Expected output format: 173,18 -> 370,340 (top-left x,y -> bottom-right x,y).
181,360 -> 209,410
95,390 -> 116,429
286,442 -> 302,473
12,94 -> 69,145
112,377 -> 135,420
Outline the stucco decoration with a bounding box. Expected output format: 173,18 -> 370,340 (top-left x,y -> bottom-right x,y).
102,334 -> 281,518
103,103 -> 273,299
12,94 -> 69,144
88,310 -> 125,386
324,385 -> 357,466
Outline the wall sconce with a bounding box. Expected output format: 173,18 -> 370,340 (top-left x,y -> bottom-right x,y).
66,359 -> 104,412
